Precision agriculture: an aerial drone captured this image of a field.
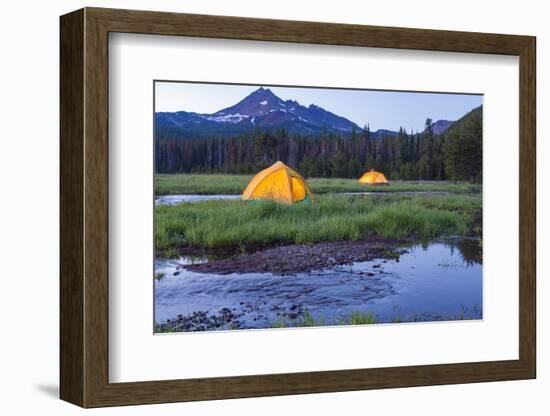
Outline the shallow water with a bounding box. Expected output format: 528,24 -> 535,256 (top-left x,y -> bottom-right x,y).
155,192 -> 448,206
154,239 -> 482,330
155,194 -> 241,205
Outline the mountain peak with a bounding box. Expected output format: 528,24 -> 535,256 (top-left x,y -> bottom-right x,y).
251,87 -> 276,98
157,86 -> 362,137
211,87 -> 285,119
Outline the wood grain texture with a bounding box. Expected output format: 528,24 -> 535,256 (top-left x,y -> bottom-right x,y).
59,8 -> 84,407
83,10 -> 110,407
518,38 -> 536,376
59,7 -> 537,408
88,7 -> 532,54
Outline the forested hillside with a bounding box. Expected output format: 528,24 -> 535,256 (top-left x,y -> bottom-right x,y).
443,106 -> 483,182
155,106 -> 482,182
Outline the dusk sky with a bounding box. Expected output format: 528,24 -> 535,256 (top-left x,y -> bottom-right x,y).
155,81 -> 483,132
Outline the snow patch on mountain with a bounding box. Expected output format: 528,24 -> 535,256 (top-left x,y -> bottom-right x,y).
157,87 -> 363,135
205,113 -> 250,124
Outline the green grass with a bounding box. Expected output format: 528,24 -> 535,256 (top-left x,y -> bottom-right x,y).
155,174 -> 251,195
272,310 -> 377,328
269,308 -> 481,329
308,177 -> 480,195
155,193 -> 479,253
156,307 -> 481,332
155,174 -> 481,196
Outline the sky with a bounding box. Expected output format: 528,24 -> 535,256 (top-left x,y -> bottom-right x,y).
155,81 -> 483,132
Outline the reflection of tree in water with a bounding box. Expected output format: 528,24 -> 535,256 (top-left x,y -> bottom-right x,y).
447,239 -> 482,266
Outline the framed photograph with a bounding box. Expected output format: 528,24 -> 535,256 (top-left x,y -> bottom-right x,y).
60,7 -> 536,408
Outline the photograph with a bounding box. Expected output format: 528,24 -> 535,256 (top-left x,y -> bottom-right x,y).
153,81 -> 483,333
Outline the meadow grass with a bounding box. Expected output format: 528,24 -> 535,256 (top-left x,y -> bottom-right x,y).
308,177 -> 480,195
155,193 -> 480,253
155,174 -> 481,196
155,174 -> 251,195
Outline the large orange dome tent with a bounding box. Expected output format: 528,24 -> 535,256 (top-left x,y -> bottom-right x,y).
358,169 -> 389,185
242,161 -> 314,204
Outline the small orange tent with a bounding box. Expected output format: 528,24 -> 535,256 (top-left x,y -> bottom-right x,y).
242,161 -> 314,204
358,169 -> 389,185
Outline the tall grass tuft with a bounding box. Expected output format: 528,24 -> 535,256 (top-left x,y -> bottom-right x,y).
155,193 -> 476,252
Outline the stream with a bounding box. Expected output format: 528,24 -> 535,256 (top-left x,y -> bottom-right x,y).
155,239 -> 482,331
154,191 -> 449,206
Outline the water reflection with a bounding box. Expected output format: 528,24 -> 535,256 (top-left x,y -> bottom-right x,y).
155,194 -> 240,206
155,191 -> 450,206
417,238 -> 481,266
155,239 -> 482,331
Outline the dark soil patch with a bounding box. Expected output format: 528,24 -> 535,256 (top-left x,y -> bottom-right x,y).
184,238 -> 408,275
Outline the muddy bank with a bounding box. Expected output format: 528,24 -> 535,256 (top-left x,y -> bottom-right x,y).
184,238 -> 407,275
171,241 -> 286,261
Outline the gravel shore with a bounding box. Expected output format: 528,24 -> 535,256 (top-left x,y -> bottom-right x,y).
185,238 -> 407,275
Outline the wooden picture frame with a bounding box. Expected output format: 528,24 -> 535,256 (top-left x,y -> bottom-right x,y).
60,7 -> 536,408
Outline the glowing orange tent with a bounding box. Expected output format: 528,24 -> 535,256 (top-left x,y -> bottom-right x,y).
242,161 -> 314,204
358,169 -> 389,185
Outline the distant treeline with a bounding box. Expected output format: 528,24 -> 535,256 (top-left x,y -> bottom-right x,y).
155,106 -> 482,182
